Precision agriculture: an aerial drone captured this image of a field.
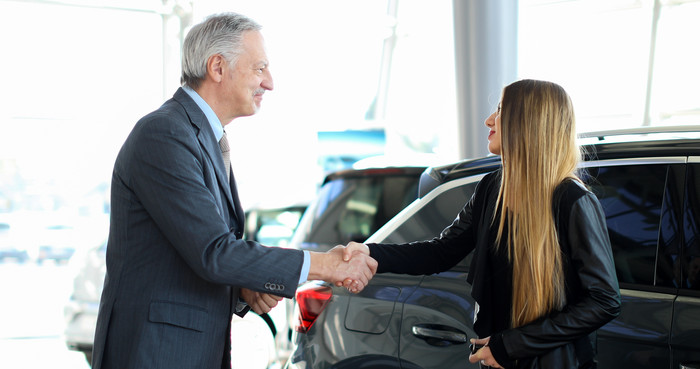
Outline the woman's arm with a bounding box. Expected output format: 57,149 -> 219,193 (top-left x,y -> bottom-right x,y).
363,171 -> 502,276
366,195 -> 478,275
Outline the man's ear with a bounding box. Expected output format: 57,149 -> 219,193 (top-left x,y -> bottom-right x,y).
207,54 -> 225,83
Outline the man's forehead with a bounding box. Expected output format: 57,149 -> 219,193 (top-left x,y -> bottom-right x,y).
241,31 -> 268,60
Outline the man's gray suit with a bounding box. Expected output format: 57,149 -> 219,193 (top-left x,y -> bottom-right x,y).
92,88 -> 304,369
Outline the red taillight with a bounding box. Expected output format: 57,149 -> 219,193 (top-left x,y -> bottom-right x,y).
293,284 -> 332,333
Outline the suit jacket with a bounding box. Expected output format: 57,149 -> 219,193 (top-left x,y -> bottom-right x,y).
92,88 -> 304,369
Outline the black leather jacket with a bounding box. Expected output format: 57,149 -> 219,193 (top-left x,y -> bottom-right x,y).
368,170 -> 621,368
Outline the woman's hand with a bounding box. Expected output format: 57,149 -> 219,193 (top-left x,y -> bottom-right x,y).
468,337 -> 503,368
336,242 -> 372,290
309,246 -> 377,293
341,241 -> 370,261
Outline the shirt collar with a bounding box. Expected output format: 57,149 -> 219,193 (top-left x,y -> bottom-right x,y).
182,85 -> 224,141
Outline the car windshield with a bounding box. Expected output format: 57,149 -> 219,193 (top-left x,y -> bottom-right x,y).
291,173 -> 420,252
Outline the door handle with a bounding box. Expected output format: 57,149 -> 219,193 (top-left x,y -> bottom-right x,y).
411,324 -> 467,347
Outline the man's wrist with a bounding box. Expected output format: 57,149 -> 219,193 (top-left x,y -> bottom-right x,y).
298,250 -> 310,284
307,251 -> 331,281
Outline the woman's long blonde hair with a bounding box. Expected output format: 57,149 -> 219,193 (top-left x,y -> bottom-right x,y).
495,79 -> 581,327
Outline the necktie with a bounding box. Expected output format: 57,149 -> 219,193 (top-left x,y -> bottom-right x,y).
219,131 -> 231,181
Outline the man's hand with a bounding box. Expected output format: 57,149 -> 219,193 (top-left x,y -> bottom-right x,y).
339,241 -> 372,289
240,288 -> 283,315
308,246 -> 377,293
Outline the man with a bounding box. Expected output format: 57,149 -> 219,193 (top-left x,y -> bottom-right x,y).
92,13 -> 377,369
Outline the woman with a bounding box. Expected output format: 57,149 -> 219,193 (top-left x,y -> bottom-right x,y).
343,79 -> 621,368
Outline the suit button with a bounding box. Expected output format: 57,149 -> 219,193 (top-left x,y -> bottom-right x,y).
264,283 -> 285,292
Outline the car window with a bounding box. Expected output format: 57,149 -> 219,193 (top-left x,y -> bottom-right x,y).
380,162 -> 677,284
245,207 -> 306,247
382,181 -> 479,271
681,163 -> 700,292
299,175 -> 420,251
585,164 -> 671,287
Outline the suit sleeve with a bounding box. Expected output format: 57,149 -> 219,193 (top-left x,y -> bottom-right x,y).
118,111 -> 303,298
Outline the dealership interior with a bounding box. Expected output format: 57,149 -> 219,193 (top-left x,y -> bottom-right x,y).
1,0 -> 699,368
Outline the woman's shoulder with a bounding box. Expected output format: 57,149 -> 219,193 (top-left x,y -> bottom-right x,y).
481,169 -> 502,187
554,178 -> 598,211
472,169 -> 502,198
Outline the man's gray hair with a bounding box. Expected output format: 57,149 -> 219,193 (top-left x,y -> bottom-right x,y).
181,12 -> 262,89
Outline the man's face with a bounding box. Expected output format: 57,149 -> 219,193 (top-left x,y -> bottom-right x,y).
223,30 -> 274,120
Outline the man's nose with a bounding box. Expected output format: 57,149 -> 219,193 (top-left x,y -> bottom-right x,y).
262,70 -> 274,91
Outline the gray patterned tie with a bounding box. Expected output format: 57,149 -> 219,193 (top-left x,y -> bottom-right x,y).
219,131 -> 231,181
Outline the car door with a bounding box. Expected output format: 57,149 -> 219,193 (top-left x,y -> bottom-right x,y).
584,159 -> 685,369
670,159 -> 700,369
377,177 -> 482,369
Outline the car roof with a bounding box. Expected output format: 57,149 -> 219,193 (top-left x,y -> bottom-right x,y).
418,125 -> 700,198
322,166 -> 427,185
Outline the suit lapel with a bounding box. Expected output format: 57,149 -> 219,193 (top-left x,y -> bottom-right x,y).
173,88 -> 242,227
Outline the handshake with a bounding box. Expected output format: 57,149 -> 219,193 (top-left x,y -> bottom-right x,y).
242,242 -> 374,315
309,241 -> 376,293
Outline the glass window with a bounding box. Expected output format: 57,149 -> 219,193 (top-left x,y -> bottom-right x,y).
518,0 -> 652,130
383,181 -> 479,270
519,0 -> 700,130
296,174 -> 420,252
681,164 -> 700,291
383,164 -> 673,283
244,206 -> 306,248
647,1 -> 700,126
585,164 -> 669,287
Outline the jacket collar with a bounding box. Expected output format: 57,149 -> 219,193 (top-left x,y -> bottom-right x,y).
172,88 -> 242,227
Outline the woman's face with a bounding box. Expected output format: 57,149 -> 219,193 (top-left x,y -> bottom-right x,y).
485,103 -> 502,155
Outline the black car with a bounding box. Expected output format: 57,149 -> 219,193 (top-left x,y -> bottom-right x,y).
285,126 -> 700,369
289,166 -> 427,253
273,165 -> 427,364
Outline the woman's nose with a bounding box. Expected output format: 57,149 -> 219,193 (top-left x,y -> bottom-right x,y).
485,112 -> 496,127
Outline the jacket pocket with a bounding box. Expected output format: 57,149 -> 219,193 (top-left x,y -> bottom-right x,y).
148,300 -> 208,332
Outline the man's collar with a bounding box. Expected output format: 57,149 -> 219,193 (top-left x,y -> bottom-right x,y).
182,85 -> 224,141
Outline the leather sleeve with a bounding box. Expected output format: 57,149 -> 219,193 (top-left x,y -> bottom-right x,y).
366,172 -> 497,275
489,191 -> 621,363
